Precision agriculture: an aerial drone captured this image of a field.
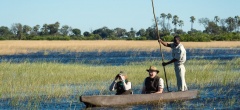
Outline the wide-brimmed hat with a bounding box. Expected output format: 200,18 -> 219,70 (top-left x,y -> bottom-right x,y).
146,66 -> 159,73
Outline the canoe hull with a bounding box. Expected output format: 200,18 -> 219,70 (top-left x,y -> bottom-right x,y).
80,89 -> 198,107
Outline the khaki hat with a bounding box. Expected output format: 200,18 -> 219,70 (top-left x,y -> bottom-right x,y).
146,66 -> 159,73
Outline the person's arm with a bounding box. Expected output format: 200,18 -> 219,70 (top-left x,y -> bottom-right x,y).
119,75 -> 131,90
122,81 -> 131,90
158,39 -> 171,47
155,88 -> 163,93
109,80 -> 117,91
154,78 -> 164,93
163,45 -> 185,66
109,74 -> 119,91
162,58 -> 178,66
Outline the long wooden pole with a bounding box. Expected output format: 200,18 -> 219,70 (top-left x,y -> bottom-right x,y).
151,0 -> 170,92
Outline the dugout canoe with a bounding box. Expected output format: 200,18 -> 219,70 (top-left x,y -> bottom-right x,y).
80,89 -> 198,107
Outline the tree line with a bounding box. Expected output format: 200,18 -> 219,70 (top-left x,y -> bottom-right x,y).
0,14 -> 239,41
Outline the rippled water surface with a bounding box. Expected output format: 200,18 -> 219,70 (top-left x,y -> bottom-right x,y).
1,48 -> 239,65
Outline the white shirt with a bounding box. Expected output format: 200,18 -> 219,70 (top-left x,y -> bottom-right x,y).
170,43 -> 186,65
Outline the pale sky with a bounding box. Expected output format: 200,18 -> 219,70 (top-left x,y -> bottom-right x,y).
1,0 -> 239,32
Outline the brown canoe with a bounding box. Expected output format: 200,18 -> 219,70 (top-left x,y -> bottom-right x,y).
80,89 -> 198,107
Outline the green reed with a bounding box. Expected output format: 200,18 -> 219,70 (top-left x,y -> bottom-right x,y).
1,58 -> 239,99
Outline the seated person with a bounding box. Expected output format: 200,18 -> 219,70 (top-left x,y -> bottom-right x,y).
109,71 -> 132,95
142,66 -> 164,94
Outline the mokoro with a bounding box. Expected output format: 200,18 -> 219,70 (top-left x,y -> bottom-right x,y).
80,89 -> 198,107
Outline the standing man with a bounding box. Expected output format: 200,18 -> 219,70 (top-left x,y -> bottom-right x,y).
142,66 -> 164,94
158,35 -> 188,91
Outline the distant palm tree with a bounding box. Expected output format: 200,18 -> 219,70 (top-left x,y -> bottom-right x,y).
160,13 -> 167,30
214,16 -> 220,26
178,20 -> 184,30
172,15 -> 179,30
167,13 -> 172,31
190,16 -> 195,30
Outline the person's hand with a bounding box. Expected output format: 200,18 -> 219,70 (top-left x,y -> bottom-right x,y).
119,74 -> 125,81
114,74 -> 119,81
158,39 -> 162,43
162,62 -> 167,66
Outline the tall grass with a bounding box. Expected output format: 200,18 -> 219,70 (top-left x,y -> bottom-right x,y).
1,58 -> 239,99
0,40 -> 239,55
1,58 -> 239,109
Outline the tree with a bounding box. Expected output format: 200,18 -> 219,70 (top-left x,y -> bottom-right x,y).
83,31 -> 90,37
234,15 -> 240,32
93,26 -> 114,39
145,27 -> 156,40
166,13 -> 172,31
72,28 -> 81,36
225,17 -> 235,32
60,25 -> 71,36
160,13 -> 167,31
238,17 -> 240,32
205,21 -> 221,34
172,15 -> 179,31
199,18 -> 210,29
23,25 -> 32,35
175,29 -> 185,35
136,28 -> 146,37
114,28 -> 126,38
0,26 -> 11,36
126,28 -> 136,38
48,22 -> 60,35
11,23 -> 23,40
187,29 -> 200,34
33,25 -> 40,35
178,20 -> 184,30
11,24 -> 18,35
190,16 -> 196,30
214,16 -> 220,26
219,19 -> 227,32
41,24 -> 48,35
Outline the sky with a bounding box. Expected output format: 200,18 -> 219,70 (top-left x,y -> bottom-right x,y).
1,0 -> 239,33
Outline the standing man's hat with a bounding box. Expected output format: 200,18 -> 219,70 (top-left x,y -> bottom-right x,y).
146,66 -> 159,73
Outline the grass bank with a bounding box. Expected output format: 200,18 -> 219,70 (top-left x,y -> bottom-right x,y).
0,40 -> 239,55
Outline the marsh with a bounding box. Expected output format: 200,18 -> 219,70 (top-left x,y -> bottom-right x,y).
0,41 -> 239,109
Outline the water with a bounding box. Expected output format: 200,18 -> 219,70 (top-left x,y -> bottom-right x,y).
0,48 -> 239,109
0,48 -> 239,65
1,83 -> 239,109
